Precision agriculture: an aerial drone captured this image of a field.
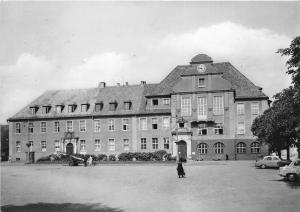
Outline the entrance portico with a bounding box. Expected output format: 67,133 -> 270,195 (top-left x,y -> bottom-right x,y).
62,132 -> 79,155
172,134 -> 192,160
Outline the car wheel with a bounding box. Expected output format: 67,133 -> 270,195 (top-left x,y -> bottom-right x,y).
287,174 -> 296,182
261,164 -> 266,169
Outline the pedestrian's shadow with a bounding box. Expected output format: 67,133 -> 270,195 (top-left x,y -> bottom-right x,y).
272,178 -> 300,189
1,203 -> 123,212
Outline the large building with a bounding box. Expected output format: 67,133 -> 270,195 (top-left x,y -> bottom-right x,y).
7,54 -> 269,162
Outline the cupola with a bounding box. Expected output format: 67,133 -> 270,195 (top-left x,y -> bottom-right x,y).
190,54 -> 213,64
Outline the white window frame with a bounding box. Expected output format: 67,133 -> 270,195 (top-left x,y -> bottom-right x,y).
163,98 -> 170,105
214,123 -> 224,135
29,141 -> 34,152
151,117 -> 158,130
181,96 -> 192,116
141,138 -> 147,150
41,122 -> 46,133
80,140 -> 86,152
79,120 -> 86,132
16,123 -> 21,134
237,142 -> 246,154
198,143 -> 208,154
140,117 -> 147,130
213,96 -> 224,115
237,103 -> 245,115
28,122 -> 34,133
163,137 -> 169,150
16,141 -> 21,152
198,78 -> 205,88
108,138 -> 115,151
94,120 -> 101,132
251,102 -> 259,115
197,96 -> 207,120
237,122 -> 245,135
55,140 -> 60,152
66,120 -> 73,132
95,139 -> 101,151
152,138 -> 158,149
214,142 -> 224,154
122,119 -> 129,131
251,142 -> 260,154
198,123 -> 208,135
54,121 -> 60,133
56,105 -> 62,113
162,117 -> 170,129
41,141 -> 46,152
108,119 -> 115,131
123,138 -> 129,151
81,104 -> 88,112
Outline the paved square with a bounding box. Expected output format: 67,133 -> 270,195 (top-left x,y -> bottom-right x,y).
1,161 -> 300,212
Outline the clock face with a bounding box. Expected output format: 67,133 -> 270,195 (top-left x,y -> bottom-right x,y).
197,64 -> 206,73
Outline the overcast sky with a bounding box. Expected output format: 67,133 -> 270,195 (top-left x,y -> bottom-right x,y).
0,1 -> 299,124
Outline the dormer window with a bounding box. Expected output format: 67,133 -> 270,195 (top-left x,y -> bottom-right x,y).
95,102 -> 103,112
68,104 -> 76,113
163,98 -> 170,105
81,104 -> 89,112
179,122 -> 185,128
109,101 -> 118,111
56,105 -> 64,113
124,101 -> 132,110
42,105 -> 51,114
30,106 -> 38,115
152,99 -> 158,106
198,78 -> 205,87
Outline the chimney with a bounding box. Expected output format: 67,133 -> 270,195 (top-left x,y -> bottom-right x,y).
125,82 -> 129,86
98,82 -> 106,88
141,81 -> 146,85
117,83 -> 120,86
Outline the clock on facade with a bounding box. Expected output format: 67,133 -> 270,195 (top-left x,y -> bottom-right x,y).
197,64 -> 206,73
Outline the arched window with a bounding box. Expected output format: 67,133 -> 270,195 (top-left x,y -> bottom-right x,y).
197,143 -> 208,154
251,142 -> 260,154
214,142 -> 224,154
237,142 -> 246,154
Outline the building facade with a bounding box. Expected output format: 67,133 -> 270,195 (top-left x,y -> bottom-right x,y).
8,54 -> 269,161
1,125 -> 9,161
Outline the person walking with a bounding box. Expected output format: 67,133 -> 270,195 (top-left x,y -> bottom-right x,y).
176,161 -> 185,178
88,156 -> 93,166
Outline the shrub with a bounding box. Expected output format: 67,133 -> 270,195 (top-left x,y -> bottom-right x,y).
152,150 -> 168,161
108,154 -> 116,161
118,152 -> 133,161
98,154 -> 107,161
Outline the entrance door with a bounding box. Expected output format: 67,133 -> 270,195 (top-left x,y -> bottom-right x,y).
66,143 -> 74,155
177,140 -> 187,161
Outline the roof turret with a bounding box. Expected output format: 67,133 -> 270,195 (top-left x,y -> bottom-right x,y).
190,54 -> 213,64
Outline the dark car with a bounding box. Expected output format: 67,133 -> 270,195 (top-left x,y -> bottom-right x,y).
277,159 -> 292,167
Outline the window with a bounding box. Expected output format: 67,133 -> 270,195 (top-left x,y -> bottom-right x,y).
237,122 -> 245,135
95,103 -> 103,112
55,140 -> 60,152
181,96 -> 191,116
179,122 -> 185,128
152,118 -> 158,130
16,123 -> 21,134
213,96 -> 224,115
95,139 -> 101,151
197,96 -> 207,120
141,138 -> 147,150
54,121 -> 60,133
198,78 -> 205,87
66,120 -> 73,132
122,119 -> 129,131
152,138 -> 158,149
109,102 -> 117,111
163,137 -> 169,149
152,99 -> 158,106
29,141 -> 33,152
56,105 -> 63,113
81,104 -> 89,112
198,124 -> 208,135
16,141 -> 21,152
108,119 -> 115,131
68,104 -> 76,113
42,106 -> 51,114
237,142 -> 246,154
123,139 -> 129,151
140,118 -> 147,130
214,142 -> 224,154
251,102 -> 259,115
251,142 -> 260,154
108,139 -> 115,151
80,140 -> 86,152
198,143 -> 208,154
41,122 -> 46,133
214,123 -> 223,135
237,103 -> 245,115
162,117 -> 170,129
30,106 -> 38,115
41,141 -> 46,152
124,101 -> 132,110
163,98 -> 170,105
79,120 -> 86,132
28,123 -> 34,133
94,120 -> 101,132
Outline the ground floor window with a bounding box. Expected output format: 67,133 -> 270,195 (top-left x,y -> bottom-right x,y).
251,142 -> 260,154
80,140 -> 86,152
141,138 -> 147,150
163,137 -> 169,149
55,140 -> 60,152
214,142 -> 224,154
16,141 -> 21,152
236,142 -> 246,154
152,138 -> 158,149
123,139 -> 129,151
95,139 -> 101,151
41,141 -> 46,152
197,143 -> 208,154
108,139 -> 115,151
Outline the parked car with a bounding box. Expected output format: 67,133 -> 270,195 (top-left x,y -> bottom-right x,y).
279,159 -> 300,182
255,156 -> 281,169
277,159 -> 292,167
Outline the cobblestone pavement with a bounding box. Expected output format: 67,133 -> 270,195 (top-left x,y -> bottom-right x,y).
1,161 -> 300,212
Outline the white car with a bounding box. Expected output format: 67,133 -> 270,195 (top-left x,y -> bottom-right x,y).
255,156 -> 281,169
279,159 -> 300,182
